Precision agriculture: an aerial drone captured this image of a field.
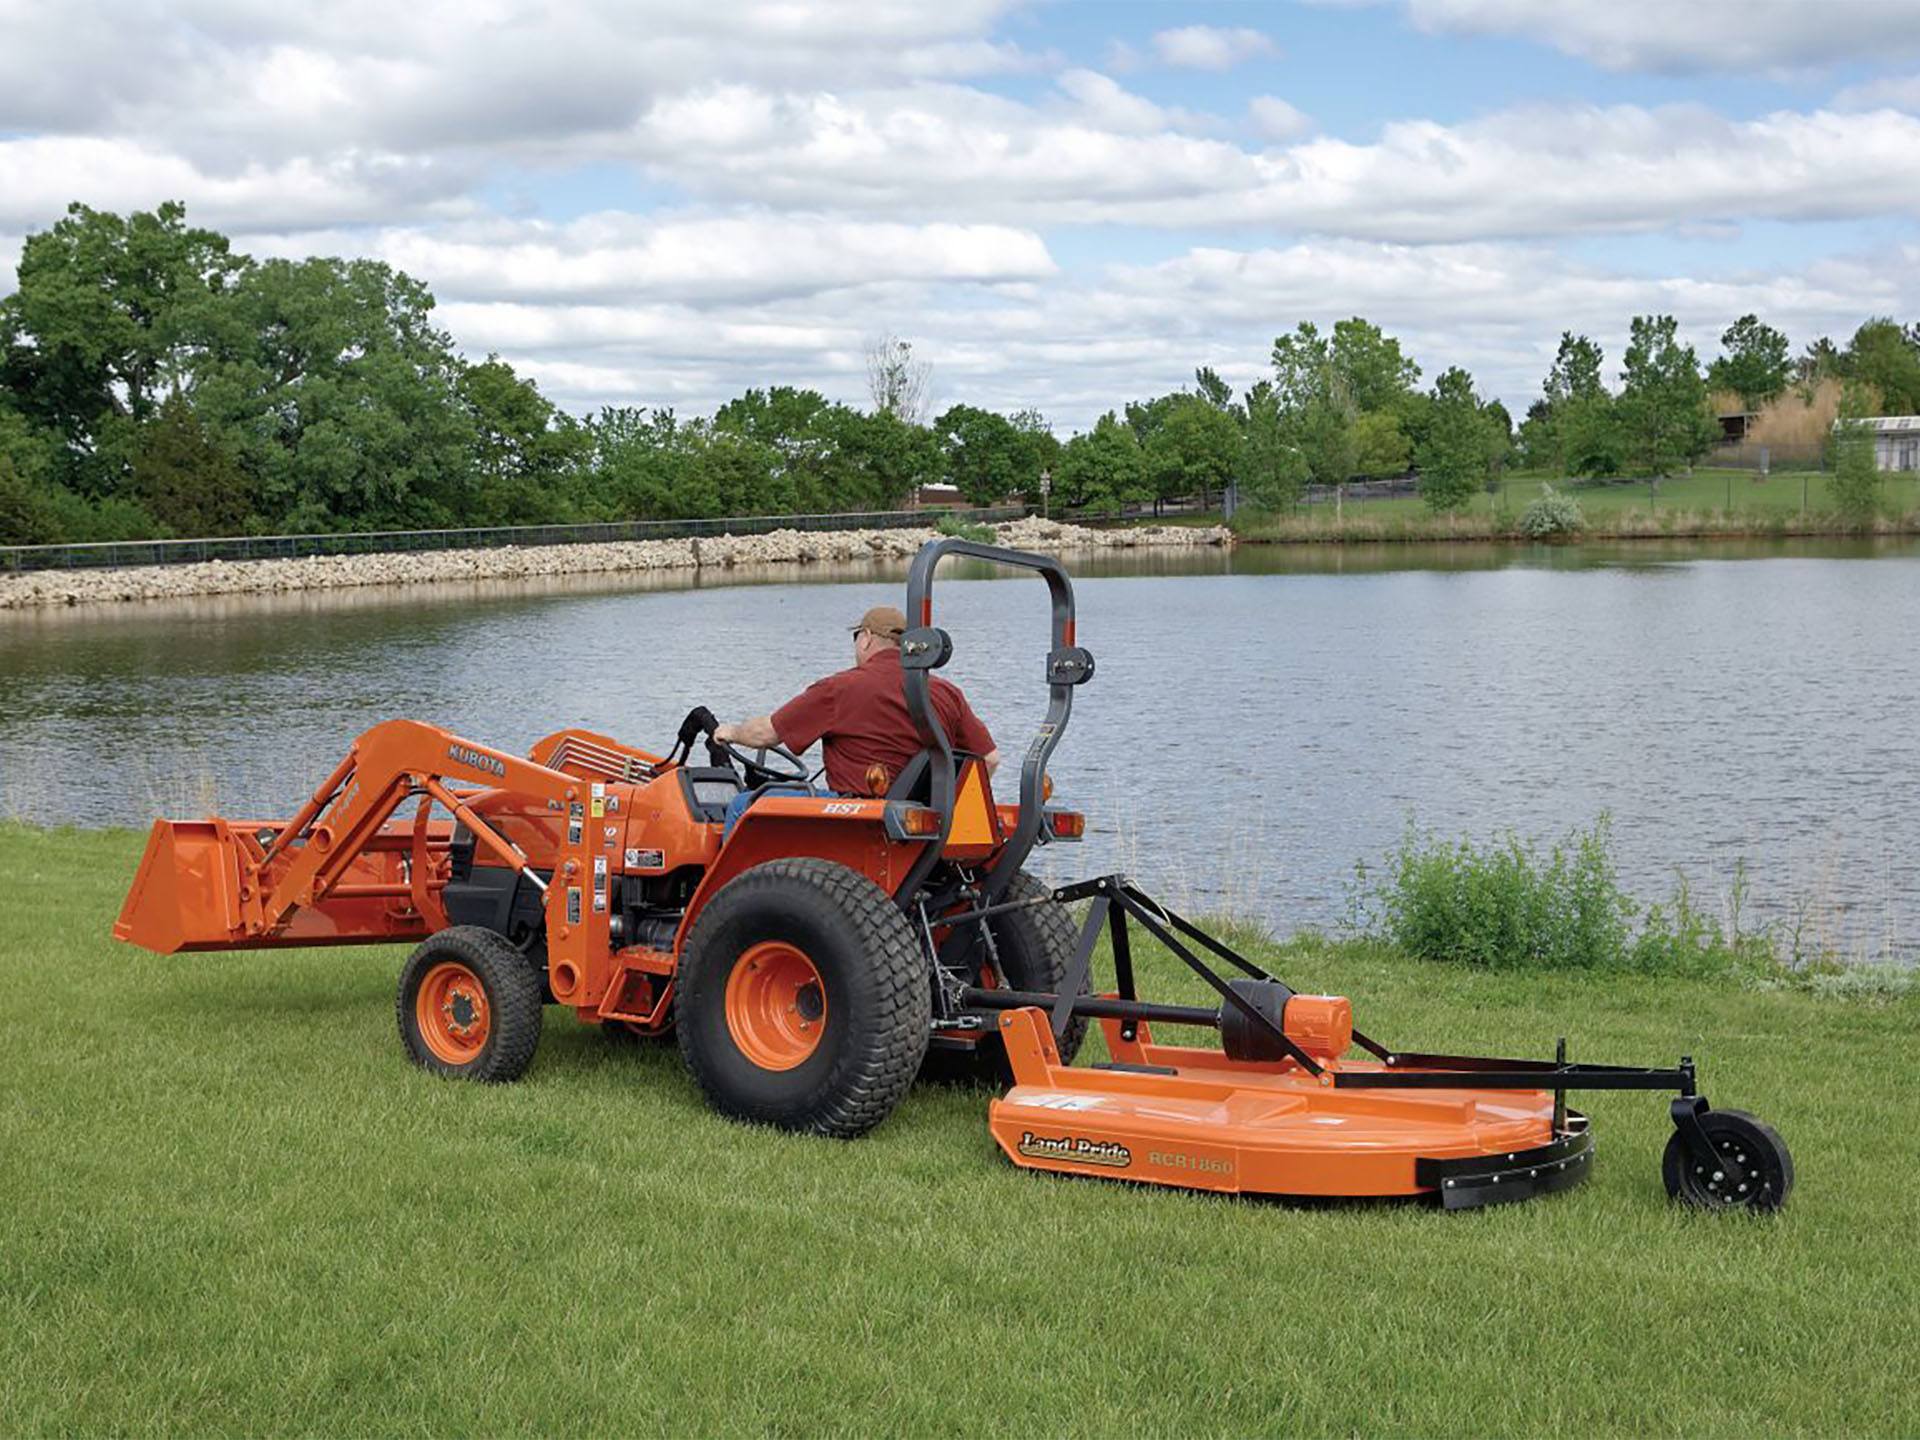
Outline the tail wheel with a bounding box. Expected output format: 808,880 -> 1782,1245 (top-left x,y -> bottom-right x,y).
929,870 -> 1089,1085
1663,1108 -> 1794,1212
676,859 -> 929,1138
397,926 -> 544,1082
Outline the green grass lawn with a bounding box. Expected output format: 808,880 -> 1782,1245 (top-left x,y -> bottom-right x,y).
4,824 -> 1917,1435
1218,468 -> 1920,540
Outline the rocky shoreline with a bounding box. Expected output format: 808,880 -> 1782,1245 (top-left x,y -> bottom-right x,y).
0,517 -> 1230,610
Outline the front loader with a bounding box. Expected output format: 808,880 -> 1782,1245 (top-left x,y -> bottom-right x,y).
116,538 -> 1792,1211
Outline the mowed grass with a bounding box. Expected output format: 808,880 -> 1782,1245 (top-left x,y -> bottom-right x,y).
3,824 -> 1917,1436
1225,468 -> 1920,541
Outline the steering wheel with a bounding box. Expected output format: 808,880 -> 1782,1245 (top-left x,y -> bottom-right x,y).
706,734 -> 811,789
674,704 -> 810,788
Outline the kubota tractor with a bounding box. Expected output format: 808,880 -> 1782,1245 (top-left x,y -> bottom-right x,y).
117,538 -> 1793,1211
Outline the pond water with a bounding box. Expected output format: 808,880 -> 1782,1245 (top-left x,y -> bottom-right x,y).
3,536 -> 1916,959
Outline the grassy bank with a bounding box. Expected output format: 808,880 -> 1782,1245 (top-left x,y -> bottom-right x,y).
4,824 -> 1917,1435
1226,468 -> 1920,544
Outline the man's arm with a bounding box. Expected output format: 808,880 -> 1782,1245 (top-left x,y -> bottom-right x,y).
984,748 -> 1001,777
714,715 -> 781,749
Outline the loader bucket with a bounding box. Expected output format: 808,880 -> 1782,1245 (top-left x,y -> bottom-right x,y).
114,819 -> 246,954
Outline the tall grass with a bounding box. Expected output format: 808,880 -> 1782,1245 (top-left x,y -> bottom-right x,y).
1346,816 -> 1871,981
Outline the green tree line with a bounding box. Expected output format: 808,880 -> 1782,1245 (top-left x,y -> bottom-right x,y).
5,201 -> 1918,544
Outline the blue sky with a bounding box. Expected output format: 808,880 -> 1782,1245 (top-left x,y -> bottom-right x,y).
4,0 -> 1919,425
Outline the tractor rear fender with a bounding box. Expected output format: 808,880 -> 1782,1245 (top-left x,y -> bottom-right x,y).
675,798 -> 926,949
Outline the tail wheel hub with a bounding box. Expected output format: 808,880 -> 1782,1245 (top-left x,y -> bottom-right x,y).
725,941 -> 828,1071
417,960 -> 491,1064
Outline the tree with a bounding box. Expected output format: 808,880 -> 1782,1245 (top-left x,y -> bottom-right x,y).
1330,317 -> 1421,414
1545,332 -> 1606,407
864,334 -> 931,424
457,357 -> 587,524
831,408 -> 945,509
1828,417 -> 1883,523
1350,409 -> 1411,477
1007,408 -> 1061,507
1416,367 -> 1492,512
1144,393 -> 1240,511
1192,365 -> 1235,411
1483,399 -> 1514,483
131,392 -> 253,536
1535,332 -> 1618,478
0,201 -> 243,492
1616,314 -> 1715,477
935,404 -> 1029,505
1238,380 -> 1307,510
1053,413 -> 1146,513
201,256 -> 479,530
1708,314 -> 1792,409
713,387 -> 858,511
1845,318 -> 1920,414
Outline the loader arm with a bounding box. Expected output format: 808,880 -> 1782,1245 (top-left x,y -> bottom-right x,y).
116,720 -> 604,967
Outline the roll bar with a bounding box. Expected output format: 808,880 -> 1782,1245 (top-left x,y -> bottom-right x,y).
895,538 -> 1095,909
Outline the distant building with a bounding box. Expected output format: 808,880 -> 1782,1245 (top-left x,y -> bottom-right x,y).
1859,416 -> 1920,472
912,482 -> 964,508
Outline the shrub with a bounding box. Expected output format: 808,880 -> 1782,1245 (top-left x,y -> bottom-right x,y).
1349,816 -> 1774,977
935,513 -> 996,543
1516,485 -> 1585,538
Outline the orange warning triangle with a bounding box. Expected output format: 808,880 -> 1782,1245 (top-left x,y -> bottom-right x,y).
948,761 -> 1000,847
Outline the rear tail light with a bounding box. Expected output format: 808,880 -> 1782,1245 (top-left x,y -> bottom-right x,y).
885,803 -> 942,839
1045,809 -> 1084,840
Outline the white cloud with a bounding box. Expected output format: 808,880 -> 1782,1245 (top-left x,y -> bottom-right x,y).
627,90 -> 1920,241
244,233 -> 1905,426
1151,25 -> 1278,70
0,136 -> 476,233
354,213 -> 1055,306
1394,0 -> 1920,73
1834,74 -> 1920,111
1248,96 -> 1313,142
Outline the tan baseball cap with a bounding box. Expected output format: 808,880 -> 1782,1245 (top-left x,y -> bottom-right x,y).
853,604 -> 907,641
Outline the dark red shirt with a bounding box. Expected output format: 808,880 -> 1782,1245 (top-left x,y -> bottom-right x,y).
772,647 -> 995,797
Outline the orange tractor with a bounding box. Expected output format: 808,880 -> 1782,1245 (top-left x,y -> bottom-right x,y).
116,538 -> 1792,1211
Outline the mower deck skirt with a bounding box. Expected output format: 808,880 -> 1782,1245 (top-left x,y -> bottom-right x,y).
987,1009 -> 1593,1206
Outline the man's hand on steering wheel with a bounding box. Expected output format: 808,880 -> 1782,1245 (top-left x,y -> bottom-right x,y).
706,731 -> 810,788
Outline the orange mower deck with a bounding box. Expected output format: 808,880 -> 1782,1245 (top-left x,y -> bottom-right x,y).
989,1009 -> 1587,1205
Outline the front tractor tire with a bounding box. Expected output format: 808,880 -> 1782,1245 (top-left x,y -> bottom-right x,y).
396,926 -> 545,1082
676,859 -> 931,1138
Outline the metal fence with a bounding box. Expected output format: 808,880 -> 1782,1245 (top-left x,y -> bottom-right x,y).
0,505 -> 1028,574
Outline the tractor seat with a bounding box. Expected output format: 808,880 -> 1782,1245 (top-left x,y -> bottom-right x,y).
678,766 -> 745,824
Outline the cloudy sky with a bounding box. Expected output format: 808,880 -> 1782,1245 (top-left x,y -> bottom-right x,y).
5,0 -> 1920,427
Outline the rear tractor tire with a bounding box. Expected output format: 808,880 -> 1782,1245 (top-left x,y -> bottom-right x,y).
675,859 -> 930,1138
928,870 -> 1090,1085
396,925 -> 545,1082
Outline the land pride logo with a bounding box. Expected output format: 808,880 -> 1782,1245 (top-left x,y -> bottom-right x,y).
1017,1131 -> 1131,1168
448,743 -> 506,778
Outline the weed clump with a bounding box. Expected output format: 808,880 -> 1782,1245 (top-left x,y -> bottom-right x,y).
935,514 -> 997,543
1349,816 -> 1779,977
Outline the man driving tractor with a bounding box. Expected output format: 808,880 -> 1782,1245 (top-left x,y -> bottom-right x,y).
715,604 -> 1001,803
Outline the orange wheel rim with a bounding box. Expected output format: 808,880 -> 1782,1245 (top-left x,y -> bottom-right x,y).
416,960 -> 491,1065
724,941 -> 827,1071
